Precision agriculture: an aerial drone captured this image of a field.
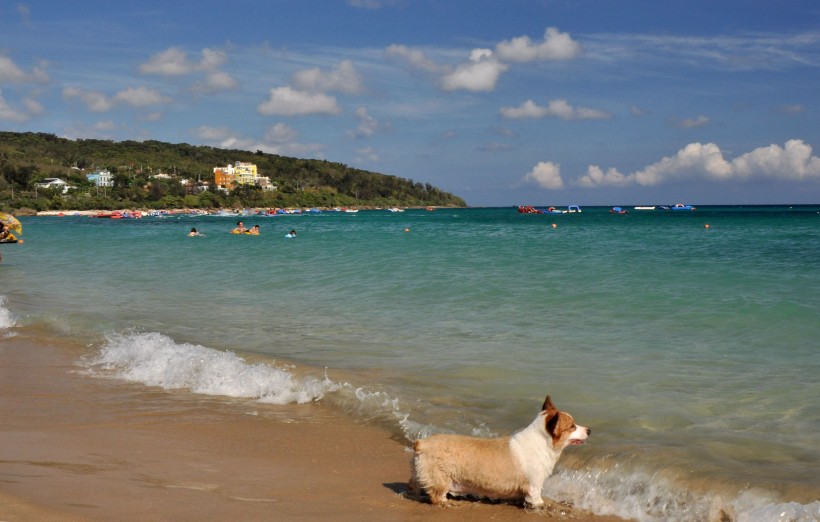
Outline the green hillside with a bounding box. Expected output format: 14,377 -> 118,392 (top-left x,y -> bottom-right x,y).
0,131 -> 466,212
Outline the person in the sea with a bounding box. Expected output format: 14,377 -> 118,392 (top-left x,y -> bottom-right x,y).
247,224 -> 260,235
188,227 -> 202,237
285,229 -> 296,238
231,221 -> 247,234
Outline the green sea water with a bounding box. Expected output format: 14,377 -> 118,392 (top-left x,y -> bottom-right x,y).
1,205 -> 819,521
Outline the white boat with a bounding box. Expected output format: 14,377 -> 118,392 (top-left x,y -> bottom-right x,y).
634,206 -> 656,210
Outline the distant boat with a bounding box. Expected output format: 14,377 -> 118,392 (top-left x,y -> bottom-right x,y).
516,205 -> 565,214
93,211 -> 124,219
610,207 -> 629,214
567,205 -> 582,213
634,206 -> 656,210
387,207 -> 405,213
671,204 -> 696,211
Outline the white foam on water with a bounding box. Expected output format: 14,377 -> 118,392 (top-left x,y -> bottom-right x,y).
84,331 -> 338,404
543,465 -> 820,522
0,295 -> 17,331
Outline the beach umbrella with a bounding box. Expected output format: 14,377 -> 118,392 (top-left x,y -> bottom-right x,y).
0,212 -> 22,234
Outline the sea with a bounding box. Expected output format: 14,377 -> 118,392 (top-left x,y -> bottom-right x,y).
1,205 -> 818,522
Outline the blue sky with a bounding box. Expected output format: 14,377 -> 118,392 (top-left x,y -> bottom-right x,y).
2,0 -> 820,206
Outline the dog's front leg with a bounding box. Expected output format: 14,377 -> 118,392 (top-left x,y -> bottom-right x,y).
523,485 -> 544,509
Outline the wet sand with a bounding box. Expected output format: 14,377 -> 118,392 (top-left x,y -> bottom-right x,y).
0,333 -> 626,521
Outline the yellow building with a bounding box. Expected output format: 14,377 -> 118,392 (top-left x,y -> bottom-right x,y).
213,162 -> 274,192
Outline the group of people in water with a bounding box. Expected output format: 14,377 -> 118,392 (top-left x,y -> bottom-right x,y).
187,221 -> 296,238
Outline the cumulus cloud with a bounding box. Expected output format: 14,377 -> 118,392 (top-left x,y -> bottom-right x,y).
347,106 -> 380,138
193,124 -> 324,157
0,55 -> 49,84
388,26 -> 581,93
522,161 -> 565,189
140,47 -> 237,94
258,86 -> 341,116
577,140 -> 820,187
63,85 -> 170,112
441,49 -> 508,92
495,27 -> 582,62
500,99 -> 612,120
292,60 -> 364,94
112,86 -> 172,107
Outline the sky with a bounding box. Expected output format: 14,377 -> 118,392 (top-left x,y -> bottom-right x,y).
2,0 -> 820,207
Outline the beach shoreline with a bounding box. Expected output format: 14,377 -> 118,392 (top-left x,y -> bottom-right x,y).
0,332 -> 625,522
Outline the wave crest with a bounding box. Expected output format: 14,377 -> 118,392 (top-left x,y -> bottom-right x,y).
85,331 -> 336,404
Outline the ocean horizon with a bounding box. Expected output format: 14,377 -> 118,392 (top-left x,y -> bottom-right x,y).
1,205 -> 818,521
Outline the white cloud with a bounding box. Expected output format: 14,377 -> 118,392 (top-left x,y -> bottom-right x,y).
193,71 -> 239,94
62,86 -> 113,112
348,106 -> 379,138
496,27 -> 582,62
140,47 -> 227,76
440,49 -> 507,92
193,124 -> 324,157
0,55 -> 49,84
385,44 -> 447,74
22,97 -> 43,116
292,60 -> 364,94
0,90 -> 30,121
140,48 -> 197,76
140,47 -> 236,94
63,86 -> 170,112
577,140 -> 820,187
522,161 -> 565,189
779,104 -> 804,114
258,86 -> 341,116
113,86 -> 172,107
500,99 -> 612,120
676,115 -> 710,129
355,146 -> 380,163
577,165 -> 629,187
262,123 -> 295,144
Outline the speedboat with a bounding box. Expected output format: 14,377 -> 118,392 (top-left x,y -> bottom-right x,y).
609,207 -> 629,214
671,203 -> 696,211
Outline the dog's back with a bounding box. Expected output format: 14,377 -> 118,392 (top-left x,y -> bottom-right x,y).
411,434 -> 528,504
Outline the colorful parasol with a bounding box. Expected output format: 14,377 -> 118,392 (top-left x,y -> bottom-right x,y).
0,212 -> 22,234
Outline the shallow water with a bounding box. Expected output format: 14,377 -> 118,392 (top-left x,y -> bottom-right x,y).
1,206 -> 819,521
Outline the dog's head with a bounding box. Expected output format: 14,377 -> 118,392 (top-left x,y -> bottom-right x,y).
541,395 -> 590,450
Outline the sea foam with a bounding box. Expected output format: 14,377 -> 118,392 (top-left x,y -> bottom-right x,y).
85,331 -> 337,404
0,295 -> 16,330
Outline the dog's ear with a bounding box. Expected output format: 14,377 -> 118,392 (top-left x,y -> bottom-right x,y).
545,410 -> 560,436
542,395 -> 557,413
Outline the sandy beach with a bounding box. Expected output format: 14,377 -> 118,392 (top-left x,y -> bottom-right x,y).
0,332 -> 626,522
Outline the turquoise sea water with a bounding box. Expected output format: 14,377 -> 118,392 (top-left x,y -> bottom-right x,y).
1,206 -> 819,521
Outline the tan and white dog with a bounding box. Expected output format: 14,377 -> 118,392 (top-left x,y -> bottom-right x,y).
409,395 -> 590,508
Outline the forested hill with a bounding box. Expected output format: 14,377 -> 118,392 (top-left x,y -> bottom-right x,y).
0,131 -> 467,212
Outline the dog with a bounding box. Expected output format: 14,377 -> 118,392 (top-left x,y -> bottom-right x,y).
409,395 -> 589,508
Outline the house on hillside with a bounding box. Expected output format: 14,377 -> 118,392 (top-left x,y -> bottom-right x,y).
86,169 -> 114,187
35,177 -> 71,194
213,161 -> 275,193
